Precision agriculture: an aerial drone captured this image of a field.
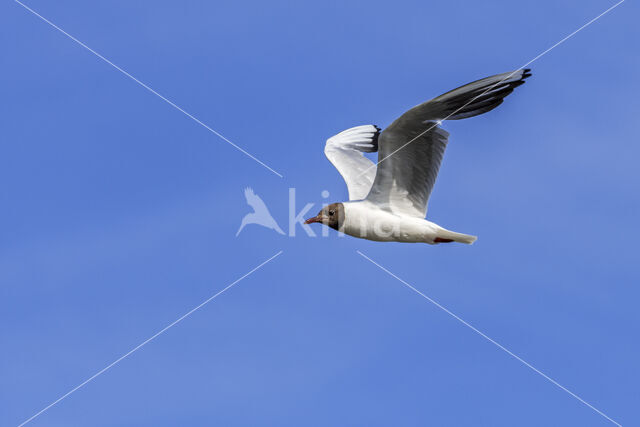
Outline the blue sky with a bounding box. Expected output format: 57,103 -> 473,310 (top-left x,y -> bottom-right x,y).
1,0 -> 639,425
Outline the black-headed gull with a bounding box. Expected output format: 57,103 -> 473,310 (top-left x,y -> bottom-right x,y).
305,69 -> 531,244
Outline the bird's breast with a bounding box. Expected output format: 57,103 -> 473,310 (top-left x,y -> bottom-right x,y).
341,202 -> 436,242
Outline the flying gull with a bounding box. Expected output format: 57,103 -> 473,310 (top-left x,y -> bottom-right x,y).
305,69 -> 531,244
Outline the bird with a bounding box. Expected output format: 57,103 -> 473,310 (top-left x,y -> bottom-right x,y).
236,187 -> 285,236
305,69 -> 531,244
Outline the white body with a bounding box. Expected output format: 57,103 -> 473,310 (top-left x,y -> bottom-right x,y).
341,201 -> 475,244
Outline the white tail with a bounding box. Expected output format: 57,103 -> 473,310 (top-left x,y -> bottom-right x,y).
435,229 -> 478,245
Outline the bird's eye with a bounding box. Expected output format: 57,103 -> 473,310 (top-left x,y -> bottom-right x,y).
329,210 -> 335,216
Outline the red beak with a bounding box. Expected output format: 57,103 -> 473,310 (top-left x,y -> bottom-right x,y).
304,215 -> 322,224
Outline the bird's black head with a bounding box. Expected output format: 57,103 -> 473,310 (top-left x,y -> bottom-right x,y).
304,202 -> 344,231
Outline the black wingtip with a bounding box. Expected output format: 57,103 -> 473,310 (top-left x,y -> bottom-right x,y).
522,68 -> 532,79
372,125 -> 381,150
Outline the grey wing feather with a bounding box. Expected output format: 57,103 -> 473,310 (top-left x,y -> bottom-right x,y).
366,69 -> 531,218
388,69 -> 531,127
366,124 -> 449,217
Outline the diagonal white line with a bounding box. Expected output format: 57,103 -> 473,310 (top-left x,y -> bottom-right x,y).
17,250 -> 284,427
14,0 -> 283,178
356,250 -> 622,427
360,0 -> 625,178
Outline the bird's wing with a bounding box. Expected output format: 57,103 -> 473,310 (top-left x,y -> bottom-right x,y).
396,69 -> 532,122
244,187 -> 269,213
324,125 -> 380,201
366,123 -> 449,218
366,69 -> 531,218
